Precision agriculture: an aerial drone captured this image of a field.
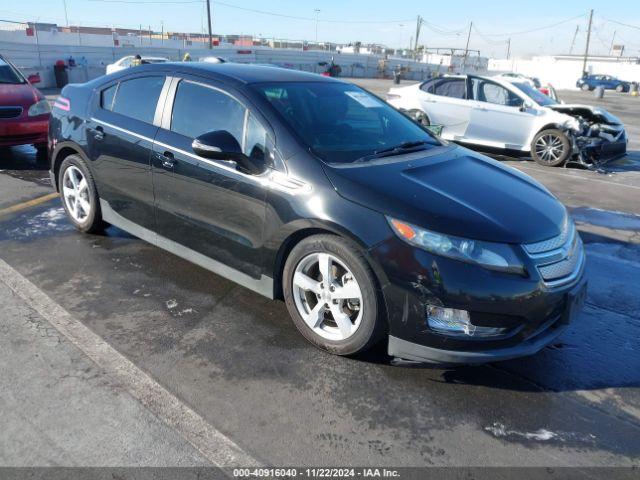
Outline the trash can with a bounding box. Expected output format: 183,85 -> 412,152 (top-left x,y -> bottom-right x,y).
631,82 -> 639,97
594,86 -> 605,99
54,60 -> 68,89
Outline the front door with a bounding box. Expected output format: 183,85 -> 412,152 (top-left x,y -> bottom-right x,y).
87,74 -> 167,229
152,77 -> 272,280
466,77 -> 534,150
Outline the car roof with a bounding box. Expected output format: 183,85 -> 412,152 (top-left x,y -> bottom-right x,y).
133,62 -> 338,85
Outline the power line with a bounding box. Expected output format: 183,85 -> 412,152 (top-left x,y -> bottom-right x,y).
601,17 -> 640,31
474,13 -> 587,37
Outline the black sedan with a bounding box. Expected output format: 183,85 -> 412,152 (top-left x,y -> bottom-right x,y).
48,63 -> 587,364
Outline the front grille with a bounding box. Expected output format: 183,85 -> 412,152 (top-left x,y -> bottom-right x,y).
523,219 -> 585,287
0,106 -> 23,119
538,245 -> 583,281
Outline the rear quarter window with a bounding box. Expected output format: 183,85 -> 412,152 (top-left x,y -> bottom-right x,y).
101,84 -> 117,111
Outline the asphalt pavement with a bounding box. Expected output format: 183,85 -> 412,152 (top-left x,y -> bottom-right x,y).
0,84 -> 639,468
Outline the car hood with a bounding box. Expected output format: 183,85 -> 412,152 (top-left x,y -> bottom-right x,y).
547,104 -> 623,125
0,82 -> 42,107
322,145 -> 566,244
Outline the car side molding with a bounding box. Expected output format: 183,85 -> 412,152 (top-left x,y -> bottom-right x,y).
100,199 -> 275,298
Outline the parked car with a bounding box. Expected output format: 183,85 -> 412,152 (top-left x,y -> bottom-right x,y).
576,74 -> 630,93
494,72 -> 541,88
387,74 -> 627,167
105,56 -> 169,75
0,55 -> 50,158
49,63 -> 587,365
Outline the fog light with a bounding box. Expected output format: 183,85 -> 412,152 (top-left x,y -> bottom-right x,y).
427,305 -> 508,338
427,305 -> 475,336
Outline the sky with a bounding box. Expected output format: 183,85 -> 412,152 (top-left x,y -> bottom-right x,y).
1,0 -> 639,58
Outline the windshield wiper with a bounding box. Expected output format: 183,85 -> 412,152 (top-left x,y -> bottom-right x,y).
355,141 -> 431,163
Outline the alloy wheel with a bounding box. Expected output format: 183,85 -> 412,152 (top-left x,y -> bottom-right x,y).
292,252 -> 363,341
62,165 -> 92,223
535,134 -> 565,164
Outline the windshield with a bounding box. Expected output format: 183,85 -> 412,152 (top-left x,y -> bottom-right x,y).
0,58 -> 26,84
253,82 -> 440,164
512,82 -> 557,107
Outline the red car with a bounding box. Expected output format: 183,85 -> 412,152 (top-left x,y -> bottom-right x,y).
0,55 -> 50,157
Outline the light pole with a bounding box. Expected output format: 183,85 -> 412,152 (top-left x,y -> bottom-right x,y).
314,9 -> 320,45
62,0 -> 69,26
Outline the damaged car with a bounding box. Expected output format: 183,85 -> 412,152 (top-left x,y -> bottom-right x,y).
386,74 -> 627,167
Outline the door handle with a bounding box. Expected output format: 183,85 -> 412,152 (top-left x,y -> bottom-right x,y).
157,151 -> 175,169
93,126 -> 104,141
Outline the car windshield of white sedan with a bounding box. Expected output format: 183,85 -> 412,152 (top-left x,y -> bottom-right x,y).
255,82 -> 440,164
512,82 -> 558,107
0,59 -> 26,84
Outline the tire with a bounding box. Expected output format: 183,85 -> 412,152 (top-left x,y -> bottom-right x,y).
580,83 -> 590,91
58,154 -> 107,233
531,129 -> 571,167
615,84 -> 625,93
282,234 -> 385,356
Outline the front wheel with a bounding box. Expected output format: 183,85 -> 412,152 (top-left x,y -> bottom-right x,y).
283,234 -> 385,356
616,84 -> 625,93
580,83 -> 591,91
531,129 -> 571,167
58,155 -> 107,233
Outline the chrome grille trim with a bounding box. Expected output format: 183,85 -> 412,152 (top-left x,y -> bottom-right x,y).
524,219 -> 572,254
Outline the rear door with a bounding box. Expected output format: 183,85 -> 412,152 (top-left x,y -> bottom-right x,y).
87,74 -> 168,229
418,77 -> 472,140
151,76 -> 273,281
466,77 -> 534,150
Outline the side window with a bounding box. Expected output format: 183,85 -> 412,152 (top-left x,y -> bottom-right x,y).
472,79 -> 522,107
111,76 -> 165,123
171,81 -> 245,144
420,79 -> 437,93
426,79 -> 466,99
120,57 -> 132,68
101,84 -> 117,111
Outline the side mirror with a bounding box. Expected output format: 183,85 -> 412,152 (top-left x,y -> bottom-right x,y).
27,74 -> 41,84
192,130 -> 265,175
519,101 -> 532,112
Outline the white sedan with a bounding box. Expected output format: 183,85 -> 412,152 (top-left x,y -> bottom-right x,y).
106,56 -> 169,75
386,74 -> 627,167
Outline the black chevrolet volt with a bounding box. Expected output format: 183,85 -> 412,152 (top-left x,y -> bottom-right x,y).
49,63 -> 587,364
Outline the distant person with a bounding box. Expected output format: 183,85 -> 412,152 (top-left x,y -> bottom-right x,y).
132,54 -> 142,67
182,52 -> 192,62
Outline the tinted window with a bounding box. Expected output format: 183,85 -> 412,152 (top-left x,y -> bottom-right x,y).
422,78 -> 466,99
471,78 -> 522,107
112,76 -> 164,123
0,58 -> 25,84
171,81 -> 245,144
101,84 -> 117,111
255,82 -> 439,164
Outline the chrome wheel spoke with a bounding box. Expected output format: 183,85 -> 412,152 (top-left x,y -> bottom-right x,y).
293,271 -> 322,294
318,253 -> 333,284
331,281 -> 361,300
302,302 -> 326,329
329,304 -> 354,338
78,197 -> 91,217
63,166 -> 92,223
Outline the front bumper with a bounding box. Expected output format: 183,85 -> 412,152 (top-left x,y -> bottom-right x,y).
0,115 -> 49,147
370,235 -> 587,365
573,129 -> 627,164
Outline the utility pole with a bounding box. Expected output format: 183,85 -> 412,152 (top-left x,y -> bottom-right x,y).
582,9 -> 594,76
461,21 -> 472,70
161,21 -> 164,46
205,0 -> 213,49
62,0 -> 69,27
609,30 -> 616,56
569,25 -> 579,54
413,15 -> 422,59
506,38 -> 511,60
314,9 -> 321,44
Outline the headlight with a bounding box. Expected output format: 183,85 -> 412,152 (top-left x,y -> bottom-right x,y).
28,99 -> 51,117
388,217 -> 525,275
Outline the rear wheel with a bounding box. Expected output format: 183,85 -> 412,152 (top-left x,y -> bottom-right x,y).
58,155 -> 107,233
531,129 -> 571,167
283,234 -> 385,356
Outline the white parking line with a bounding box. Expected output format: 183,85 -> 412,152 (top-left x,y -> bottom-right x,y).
0,257 -> 261,468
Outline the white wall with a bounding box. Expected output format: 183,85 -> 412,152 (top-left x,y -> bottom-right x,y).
489,56 -> 640,90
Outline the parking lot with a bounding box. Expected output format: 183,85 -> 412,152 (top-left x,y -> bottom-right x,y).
1,81 -> 639,467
